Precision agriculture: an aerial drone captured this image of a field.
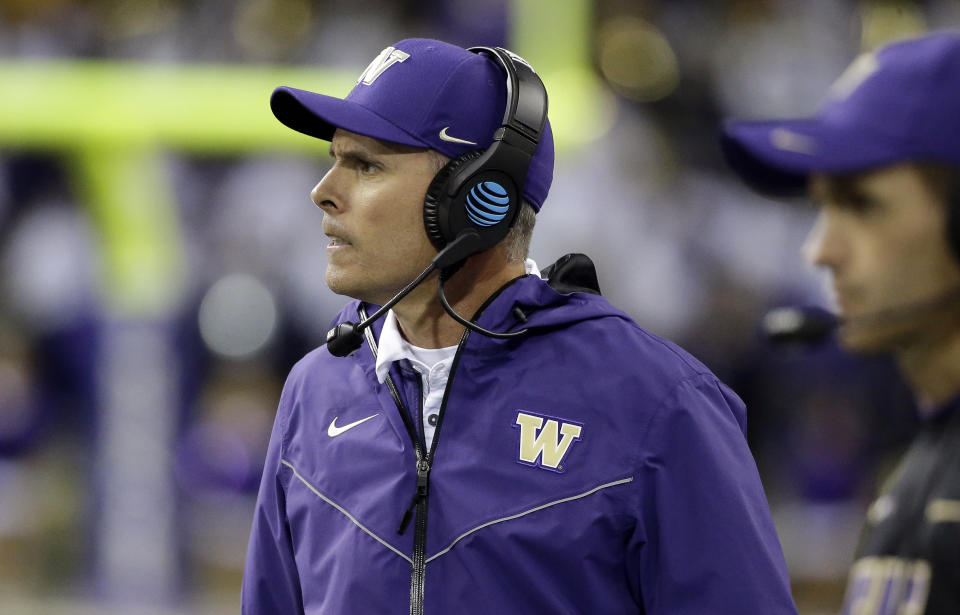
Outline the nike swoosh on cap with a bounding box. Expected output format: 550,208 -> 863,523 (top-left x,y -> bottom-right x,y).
439,126 -> 477,146
327,413 -> 380,437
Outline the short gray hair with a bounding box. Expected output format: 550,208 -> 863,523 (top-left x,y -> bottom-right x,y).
502,201 -> 536,263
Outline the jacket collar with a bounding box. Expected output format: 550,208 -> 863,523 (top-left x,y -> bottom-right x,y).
334,253 -> 624,370
372,259 -> 544,382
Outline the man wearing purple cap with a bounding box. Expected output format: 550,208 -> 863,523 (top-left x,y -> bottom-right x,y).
722,31 -> 960,615
242,38 -> 796,615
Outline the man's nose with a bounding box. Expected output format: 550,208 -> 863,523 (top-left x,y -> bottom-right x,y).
311,166 -> 342,211
803,210 -> 846,271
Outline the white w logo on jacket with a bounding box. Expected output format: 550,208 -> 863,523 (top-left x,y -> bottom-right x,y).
515,411 -> 582,472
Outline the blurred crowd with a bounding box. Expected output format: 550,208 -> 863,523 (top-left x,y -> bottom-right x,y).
0,0 -> 955,613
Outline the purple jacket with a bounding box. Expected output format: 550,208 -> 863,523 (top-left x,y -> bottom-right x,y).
242,264 -> 798,614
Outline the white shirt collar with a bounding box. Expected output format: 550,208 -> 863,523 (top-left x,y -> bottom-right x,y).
524,257 -> 541,278
374,310 -> 413,383
373,258 -> 540,383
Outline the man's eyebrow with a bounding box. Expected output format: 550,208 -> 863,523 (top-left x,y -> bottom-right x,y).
328,144 -> 376,161
812,176 -> 881,210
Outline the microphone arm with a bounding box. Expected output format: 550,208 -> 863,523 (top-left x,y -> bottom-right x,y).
763,285 -> 960,347
325,261 -> 438,357
324,231 -> 494,357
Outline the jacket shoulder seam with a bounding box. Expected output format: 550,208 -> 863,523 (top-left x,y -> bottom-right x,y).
639,372 -> 721,449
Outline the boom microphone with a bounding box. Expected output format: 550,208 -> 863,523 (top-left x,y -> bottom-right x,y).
324,230 -> 528,357
324,262 -> 434,357
762,285 -> 960,346
762,306 -> 837,345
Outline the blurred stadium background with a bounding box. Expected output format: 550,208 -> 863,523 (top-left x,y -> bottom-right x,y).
0,0 -> 952,613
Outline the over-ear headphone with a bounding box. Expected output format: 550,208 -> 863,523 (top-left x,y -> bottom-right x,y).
423,46 -> 548,261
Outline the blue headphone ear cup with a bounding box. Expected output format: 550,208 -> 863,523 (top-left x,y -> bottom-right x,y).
424,151 -> 485,251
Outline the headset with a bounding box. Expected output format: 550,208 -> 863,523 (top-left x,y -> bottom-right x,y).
325,46 -> 548,357
423,46 -> 548,260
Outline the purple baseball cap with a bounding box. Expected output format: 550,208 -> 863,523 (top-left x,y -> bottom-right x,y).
271,38 -> 554,211
721,31 -> 960,195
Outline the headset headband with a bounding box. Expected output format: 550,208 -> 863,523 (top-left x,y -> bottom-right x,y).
468,46 -> 548,153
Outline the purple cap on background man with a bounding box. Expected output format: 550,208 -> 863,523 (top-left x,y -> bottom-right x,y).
721,31 -> 960,196
271,38 -> 555,211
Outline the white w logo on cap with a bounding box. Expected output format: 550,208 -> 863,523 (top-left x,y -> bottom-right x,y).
828,52 -> 879,101
357,46 -> 410,85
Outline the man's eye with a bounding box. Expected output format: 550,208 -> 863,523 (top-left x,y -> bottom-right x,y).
358,160 -> 380,175
847,195 -> 882,215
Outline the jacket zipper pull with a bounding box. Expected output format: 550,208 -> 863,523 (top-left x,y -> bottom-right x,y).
397,459 -> 431,536
416,459 -> 430,496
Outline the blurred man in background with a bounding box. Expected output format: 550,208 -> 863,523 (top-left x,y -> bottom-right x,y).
722,31 -> 960,615
242,37 -> 797,614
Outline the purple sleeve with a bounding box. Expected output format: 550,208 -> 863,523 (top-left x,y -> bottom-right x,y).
241,389 -> 305,615
637,375 -> 798,615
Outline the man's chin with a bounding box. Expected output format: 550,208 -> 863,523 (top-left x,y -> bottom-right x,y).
836,320 -> 910,356
325,270 -> 362,300
325,272 -> 391,306
837,328 -> 888,355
